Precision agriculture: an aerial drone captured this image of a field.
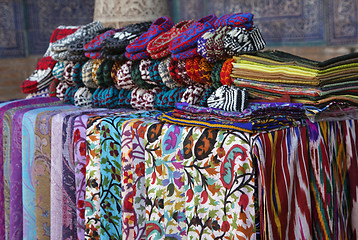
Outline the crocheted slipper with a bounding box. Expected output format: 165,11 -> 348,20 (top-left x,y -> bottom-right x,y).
169,14 -> 217,54
126,16 -> 174,54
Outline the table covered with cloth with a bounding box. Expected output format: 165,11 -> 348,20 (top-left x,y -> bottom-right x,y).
0,97 -> 357,240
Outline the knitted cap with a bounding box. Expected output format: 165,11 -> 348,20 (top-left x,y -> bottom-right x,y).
223,27 -> 254,56
139,59 -> 152,85
64,86 -> 79,104
72,61 -> 85,87
48,78 -> 60,97
96,59 -> 107,87
154,87 -> 186,111
212,25 -> 232,60
198,86 -> 214,107
197,28 -> 216,62
111,61 -> 122,87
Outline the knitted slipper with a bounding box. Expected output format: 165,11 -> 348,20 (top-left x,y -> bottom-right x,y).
148,59 -> 164,86
172,47 -> 199,60
74,87 -> 93,107
115,60 -> 136,90
158,57 -> 181,89
84,29 -> 116,51
72,61 -> 85,87
51,21 -> 104,52
169,14 -> 217,54
181,84 -> 206,105
147,19 -> 194,57
208,85 -> 248,112
126,16 -> 174,54
52,61 -> 68,81
125,50 -> 150,61
223,27 -> 254,56
101,22 -> 152,52
21,56 -> 57,93
197,28 -> 216,62
82,59 -> 98,89
84,51 -> 102,59
214,12 -> 254,29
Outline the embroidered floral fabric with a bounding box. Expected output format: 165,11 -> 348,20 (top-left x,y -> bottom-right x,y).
144,122 -> 257,239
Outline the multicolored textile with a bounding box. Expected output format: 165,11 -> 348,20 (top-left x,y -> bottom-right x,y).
22,105 -> 74,239
120,118 -> 158,239
99,111 -> 158,240
144,122 -> 257,239
0,97 -> 59,239
307,120 -> 353,239
254,126 -> 311,240
157,111 -> 254,132
5,100 -> 62,240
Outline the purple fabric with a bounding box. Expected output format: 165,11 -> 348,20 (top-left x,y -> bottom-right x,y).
8,101 -> 62,239
0,97 -> 59,239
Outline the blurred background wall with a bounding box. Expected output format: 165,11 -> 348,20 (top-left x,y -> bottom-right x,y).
1,0 -> 357,100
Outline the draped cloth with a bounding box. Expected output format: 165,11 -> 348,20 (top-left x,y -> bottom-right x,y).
0,97 -> 59,240
253,126 -> 312,240
307,120 -> 356,239
22,105 -> 74,239
7,100 -> 62,240
99,111 -> 158,240
144,123 -> 257,239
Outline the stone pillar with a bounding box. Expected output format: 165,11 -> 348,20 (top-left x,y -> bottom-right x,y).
93,0 -> 169,28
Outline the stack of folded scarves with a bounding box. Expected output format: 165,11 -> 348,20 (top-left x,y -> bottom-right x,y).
157,101 -> 306,133
23,12 -> 266,114
230,50 -> 358,118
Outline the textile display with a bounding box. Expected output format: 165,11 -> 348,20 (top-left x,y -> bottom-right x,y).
2,7 -> 358,240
